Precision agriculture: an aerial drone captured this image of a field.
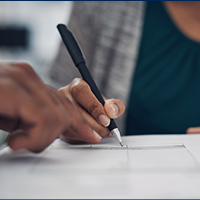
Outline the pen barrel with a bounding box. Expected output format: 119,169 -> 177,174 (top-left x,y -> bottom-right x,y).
77,63 -> 117,131
77,63 -> 105,105
57,24 -> 118,133
57,24 -> 85,66
108,119 -> 117,131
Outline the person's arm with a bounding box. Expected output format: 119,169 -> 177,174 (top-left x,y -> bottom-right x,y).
0,62 -> 101,152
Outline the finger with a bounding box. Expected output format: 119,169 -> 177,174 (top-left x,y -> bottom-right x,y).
60,127 -> 95,144
6,64 -> 71,140
59,88 -> 110,138
7,115 -> 47,152
8,105 -> 68,152
78,104 -> 110,137
56,92 -> 102,144
8,127 -> 46,153
58,94 -> 109,142
60,134 -> 88,144
60,128 -> 83,141
69,78 -> 110,127
59,81 -> 114,138
104,99 -> 126,119
7,88 -> 67,152
0,63 -> 74,152
0,115 -> 19,132
59,104 -> 110,142
40,88 -> 75,144
0,78 -> 25,131
186,127 -> 200,134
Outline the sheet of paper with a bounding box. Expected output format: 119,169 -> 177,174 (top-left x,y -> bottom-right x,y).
0,135 -> 200,199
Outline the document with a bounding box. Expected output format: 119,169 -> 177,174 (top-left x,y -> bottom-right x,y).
0,135 -> 200,199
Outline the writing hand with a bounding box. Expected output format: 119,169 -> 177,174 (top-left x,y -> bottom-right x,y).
58,78 -> 126,144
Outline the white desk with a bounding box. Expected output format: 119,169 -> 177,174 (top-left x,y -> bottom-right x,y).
0,134 -> 200,199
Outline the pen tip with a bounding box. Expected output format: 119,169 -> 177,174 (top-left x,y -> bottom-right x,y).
120,142 -> 123,147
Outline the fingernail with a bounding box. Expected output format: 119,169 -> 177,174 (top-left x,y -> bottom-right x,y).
110,103 -> 119,118
93,130 -> 102,140
98,114 -> 110,127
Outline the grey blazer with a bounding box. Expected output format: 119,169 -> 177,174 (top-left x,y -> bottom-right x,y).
49,1 -> 146,134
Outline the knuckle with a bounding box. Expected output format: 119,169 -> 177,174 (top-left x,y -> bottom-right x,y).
40,110 -> 56,126
0,63 -> 25,78
58,87 -> 72,101
1,78 -> 15,90
87,101 -> 104,117
56,112 -> 67,128
11,62 -> 29,71
70,113 -> 86,131
61,129 -> 79,140
70,118 -> 80,131
64,112 -> 73,127
7,66 -> 23,77
58,85 -> 69,94
88,103 -> 100,115
70,78 -> 89,97
12,63 -> 37,78
17,62 -> 32,71
11,62 -> 33,70
71,124 -> 80,134
42,108 -> 70,131
22,63 -> 35,74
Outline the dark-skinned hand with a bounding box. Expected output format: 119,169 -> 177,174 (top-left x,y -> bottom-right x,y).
0,63 -> 101,152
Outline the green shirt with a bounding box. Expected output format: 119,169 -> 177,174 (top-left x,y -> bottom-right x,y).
126,1 -> 200,135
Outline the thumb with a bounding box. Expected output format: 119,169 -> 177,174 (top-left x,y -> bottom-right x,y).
104,99 -> 126,119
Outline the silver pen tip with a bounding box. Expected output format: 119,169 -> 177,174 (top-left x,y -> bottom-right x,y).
111,128 -> 123,147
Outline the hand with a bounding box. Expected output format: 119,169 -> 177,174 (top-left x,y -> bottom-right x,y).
58,78 -> 126,144
0,63 -> 101,152
186,127 -> 200,134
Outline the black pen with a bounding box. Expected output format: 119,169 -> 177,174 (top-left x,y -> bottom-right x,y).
57,24 -> 123,146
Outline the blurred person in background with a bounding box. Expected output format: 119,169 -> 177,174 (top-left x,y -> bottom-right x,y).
49,1 -> 200,143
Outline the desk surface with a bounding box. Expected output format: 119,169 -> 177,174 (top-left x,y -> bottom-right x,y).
0,134 -> 200,199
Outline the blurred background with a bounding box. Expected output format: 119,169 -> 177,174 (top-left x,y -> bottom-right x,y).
0,1 -> 73,146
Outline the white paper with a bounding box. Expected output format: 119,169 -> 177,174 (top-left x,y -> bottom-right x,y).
0,135 -> 200,199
